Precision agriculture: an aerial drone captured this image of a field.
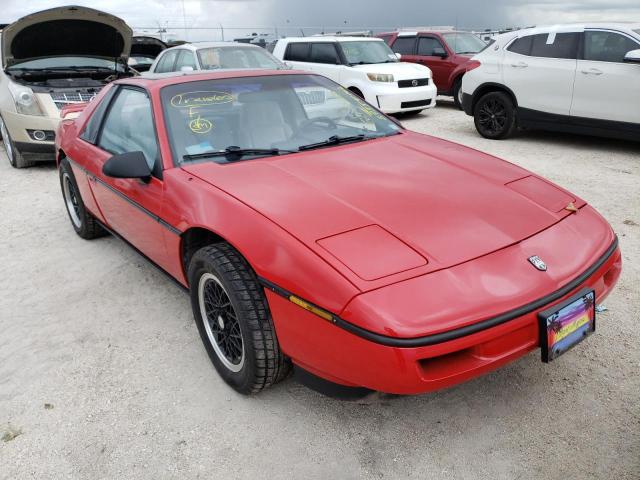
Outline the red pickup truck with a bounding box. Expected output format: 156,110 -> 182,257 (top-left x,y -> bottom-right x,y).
377,30 -> 487,108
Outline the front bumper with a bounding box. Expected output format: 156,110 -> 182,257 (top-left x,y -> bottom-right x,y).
462,92 -> 474,116
364,83 -> 437,114
265,209 -> 622,394
1,109 -> 58,161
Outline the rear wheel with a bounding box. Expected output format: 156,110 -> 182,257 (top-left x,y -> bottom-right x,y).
0,115 -> 34,168
189,243 -> 291,394
59,158 -> 107,239
473,91 -> 516,139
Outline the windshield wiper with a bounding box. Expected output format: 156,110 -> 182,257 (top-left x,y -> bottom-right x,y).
298,134 -> 369,151
182,146 -> 297,162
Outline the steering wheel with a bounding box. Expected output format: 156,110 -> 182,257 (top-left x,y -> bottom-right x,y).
295,116 -> 338,134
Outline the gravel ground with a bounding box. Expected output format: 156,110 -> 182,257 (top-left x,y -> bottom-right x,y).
1,100 -> 638,480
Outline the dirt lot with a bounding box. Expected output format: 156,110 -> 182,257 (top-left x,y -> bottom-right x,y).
1,100 -> 638,480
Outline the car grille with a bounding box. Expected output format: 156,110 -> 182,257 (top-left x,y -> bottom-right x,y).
398,78 -> 430,88
297,90 -> 325,105
50,91 -> 99,110
401,99 -> 432,109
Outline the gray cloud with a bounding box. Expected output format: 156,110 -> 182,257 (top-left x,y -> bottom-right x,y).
1,0 -> 639,41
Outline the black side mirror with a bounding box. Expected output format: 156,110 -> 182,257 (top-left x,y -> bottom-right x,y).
433,47 -> 447,58
103,151 -> 152,182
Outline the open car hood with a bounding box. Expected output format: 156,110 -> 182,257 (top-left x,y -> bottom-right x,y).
182,133 -> 585,290
131,36 -> 167,58
2,6 -> 132,68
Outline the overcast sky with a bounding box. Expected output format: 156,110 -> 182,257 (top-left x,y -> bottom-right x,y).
2,0 -> 639,40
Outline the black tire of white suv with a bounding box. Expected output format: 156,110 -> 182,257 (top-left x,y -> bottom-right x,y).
473,91 -> 517,140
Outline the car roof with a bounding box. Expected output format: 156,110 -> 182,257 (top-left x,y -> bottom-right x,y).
280,36 -> 384,43
117,69 -> 312,91
164,41 -> 264,51
503,22 -> 640,37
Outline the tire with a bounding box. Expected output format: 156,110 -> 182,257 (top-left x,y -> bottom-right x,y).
189,243 -> 291,394
0,115 -> 35,168
59,158 -> 107,239
473,91 -> 517,140
452,78 -> 463,110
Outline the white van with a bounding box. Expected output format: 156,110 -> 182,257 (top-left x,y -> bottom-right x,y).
273,37 -> 437,114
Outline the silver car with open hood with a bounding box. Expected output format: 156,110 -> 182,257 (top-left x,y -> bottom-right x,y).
0,5 -> 133,167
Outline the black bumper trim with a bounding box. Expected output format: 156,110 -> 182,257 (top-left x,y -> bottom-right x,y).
461,92 -> 473,116
15,141 -> 56,155
259,237 -> 619,348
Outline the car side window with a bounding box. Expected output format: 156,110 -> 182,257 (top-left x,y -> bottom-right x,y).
530,32 -> 579,59
79,86 -> 117,144
175,50 -> 198,71
507,35 -> 533,55
284,43 -> 310,62
154,50 -> 178,73
391,36 -> 416,55
309,43 -> 340,64
584,31 -> 640,62
417,37 -> 445,56
97,88 -> 159,172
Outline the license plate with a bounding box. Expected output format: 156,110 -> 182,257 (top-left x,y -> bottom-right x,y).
538,289 -> 596,363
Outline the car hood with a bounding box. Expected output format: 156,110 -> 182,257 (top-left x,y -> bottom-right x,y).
351,61 -> 431,78
2,6 -> 132,68
182,132 -> 584,290
131,36 -> 167,58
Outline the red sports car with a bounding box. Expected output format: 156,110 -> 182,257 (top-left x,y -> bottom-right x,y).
55,70 -> 621,396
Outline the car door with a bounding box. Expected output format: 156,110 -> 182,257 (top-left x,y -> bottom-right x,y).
174,49 -> 198,72
571,29 -> 640,123
85,86 -> 169,267
502,32 -> 579,115
390,35 -> 418,63
308,42 -> 343,82
152,49 -> 179,73
416,35 -> 453,90
283,42 -> 313,71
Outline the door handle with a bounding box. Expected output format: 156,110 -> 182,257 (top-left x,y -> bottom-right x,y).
510,62 -> 528,68
581,68 -> 603,75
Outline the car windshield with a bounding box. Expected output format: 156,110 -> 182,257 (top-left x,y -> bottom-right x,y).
442,33 -> 487,54
340,41 -> 399,64
130,56 -> 155,66
8,56 -> 125,71
161,74 -> 401,164
197,47 -> 283,70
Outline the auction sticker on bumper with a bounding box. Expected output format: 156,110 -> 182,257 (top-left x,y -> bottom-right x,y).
538,289 -> 596,363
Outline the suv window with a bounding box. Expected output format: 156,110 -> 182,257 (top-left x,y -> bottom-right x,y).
391,36 -> 416,55
154,49 -> 178,73
310,43 -> 340,64
98,88 -> 158,171
530,32 -> 579,59
417,37 -> 445,56
584,30 -> 640,62
285,43 -> 310,62
508,35 -> 533,55
175,50 -> 197,70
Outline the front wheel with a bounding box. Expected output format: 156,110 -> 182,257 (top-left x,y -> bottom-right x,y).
189,243 -> 291,394
0,115 -> 34,168
59,158 -> 107,239
473,91 -> 517,140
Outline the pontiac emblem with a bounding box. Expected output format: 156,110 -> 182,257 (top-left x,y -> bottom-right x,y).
411,79 -> 419,87
528,255 -> 547,271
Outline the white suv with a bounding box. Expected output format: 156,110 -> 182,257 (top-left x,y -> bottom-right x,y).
273,37 -> 437,114
461,23 -> 640,140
